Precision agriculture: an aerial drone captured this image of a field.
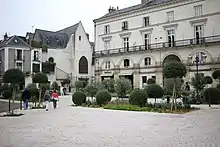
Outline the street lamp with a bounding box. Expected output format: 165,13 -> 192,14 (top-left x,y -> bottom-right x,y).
189,53 -> 207,103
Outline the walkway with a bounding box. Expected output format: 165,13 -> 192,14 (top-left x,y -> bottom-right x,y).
0,95 -> 220,147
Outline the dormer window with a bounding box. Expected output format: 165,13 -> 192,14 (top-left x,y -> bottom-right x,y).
79,36 -> 81,41
104,25 -> 110,34
143,17 -> 150,27
122,21 -> 128,31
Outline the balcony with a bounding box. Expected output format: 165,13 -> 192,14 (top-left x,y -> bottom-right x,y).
94,35 -> 220,57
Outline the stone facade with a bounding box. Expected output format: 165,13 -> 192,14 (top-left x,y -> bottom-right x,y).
93,0 -> 220,88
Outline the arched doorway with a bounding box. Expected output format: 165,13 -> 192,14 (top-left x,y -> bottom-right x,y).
79,56 -> 88,74
163,54 -> 181,64
162,54 -> 181,85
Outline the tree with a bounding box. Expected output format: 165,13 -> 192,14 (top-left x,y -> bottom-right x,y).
164,78 -> 183,96
75,80 -> 85,92
32,72 -> 48,106
191,73 -> 206,94
63,79 -> 71,85
147,78 -> 156,85
85,82 -> 98,102
163,61 -> 187,110
3,69 -> 25,114
203,76 -> 213,85
114,77 -> 132,98
51,81 -> 59,91
102,79 -> 115,93
27,83 -> 39,108
129,89 -> 148,107
212,70 -> 220,80
145,84 -> 164,104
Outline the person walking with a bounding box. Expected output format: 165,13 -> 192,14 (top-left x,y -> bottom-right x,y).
60,86 -> 64,96
21,88 -> 31,110
52,90 -> 59,109
44,90 -> 51,111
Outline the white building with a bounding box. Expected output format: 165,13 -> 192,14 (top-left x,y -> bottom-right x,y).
93,0 -> 220,88
25,21 -> 94,87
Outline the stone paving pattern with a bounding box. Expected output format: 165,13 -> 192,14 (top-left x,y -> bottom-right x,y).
0,96 -> 220,147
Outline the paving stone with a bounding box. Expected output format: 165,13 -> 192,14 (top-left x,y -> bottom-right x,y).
0,95 -> 220,147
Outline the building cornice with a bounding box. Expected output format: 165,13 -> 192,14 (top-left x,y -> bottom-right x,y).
94,0 -> 205,25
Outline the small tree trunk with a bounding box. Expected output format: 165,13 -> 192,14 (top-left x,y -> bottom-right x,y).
208,91 -> 211,107
12,87 -> 16,114
155,98 -> 156,104
173,78 -> 177,110
171,82 -> 175,111
38,85 -> 42,107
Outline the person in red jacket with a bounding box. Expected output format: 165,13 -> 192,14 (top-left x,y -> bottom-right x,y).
52,90 -> 59,109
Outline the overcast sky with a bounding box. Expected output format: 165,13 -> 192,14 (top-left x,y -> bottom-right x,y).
0,0 -> 139,41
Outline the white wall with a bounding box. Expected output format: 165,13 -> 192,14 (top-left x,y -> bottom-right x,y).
95,0 -> 220,51
73,22 -> 94,79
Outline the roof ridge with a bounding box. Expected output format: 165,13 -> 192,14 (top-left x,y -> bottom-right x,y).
35,29 -> 68,36
56,23 -> 79,32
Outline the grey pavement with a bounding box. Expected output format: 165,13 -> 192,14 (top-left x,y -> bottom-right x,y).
0,95 -> 220,147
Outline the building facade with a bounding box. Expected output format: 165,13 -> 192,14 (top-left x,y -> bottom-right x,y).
0,21 -> 94,88
93,0 -> 220,88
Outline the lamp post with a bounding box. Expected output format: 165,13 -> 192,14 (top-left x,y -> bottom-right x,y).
189,53 -> 207,103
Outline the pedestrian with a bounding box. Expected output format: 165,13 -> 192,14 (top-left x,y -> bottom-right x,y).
21,88 -> 31,110
52,90 -> 59,109
44,90 -> 51,111
60,86 -> 64,96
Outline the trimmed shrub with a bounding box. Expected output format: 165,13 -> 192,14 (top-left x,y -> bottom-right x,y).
96,90 -> 112,106
147,78 -> 156,84
3,90 -> 12,99
114,77 -> 132,98
203,76 -> 213,85
203,88 -> 220,104
145,84 -> 164,103
129,89 -> 148,107
72,91 -> 86,106
212,70 -> 220,79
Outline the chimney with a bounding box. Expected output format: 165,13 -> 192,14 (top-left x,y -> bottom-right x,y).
117,6 -> 119,10
4,32 -> 8,40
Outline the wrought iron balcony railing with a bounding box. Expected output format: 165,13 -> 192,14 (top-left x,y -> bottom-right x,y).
94,35 -> 220,57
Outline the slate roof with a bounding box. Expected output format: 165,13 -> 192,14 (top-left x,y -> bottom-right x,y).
56,23 -> 79,37
93,0 -> 172,22
33,23 -> 80,49
33,29 -> 69,49
0,35 -> 30,48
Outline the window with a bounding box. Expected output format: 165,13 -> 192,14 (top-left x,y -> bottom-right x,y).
143,17 -> 150,27
144,57 -> 151,66
16,62 -> 22,71
79,56 -> 88,74
79,36 -> 81,41
16,49 -> 22,60
167,29 -> 175,47
167,11 -> 174,22
104,25 -> 110,34
195,52 -> 206,64
123,37 -> 129,51
124,59 -> 130,67
144,34 -> 150,50
104,40 -> 110,50
105,61 -> 111,69
32,63 -> 40,73
142,76 -> 147,87
194,5 -> 203,16
122,21 -> 128,30
194,25 -> 204,44
33,51 -> 39,61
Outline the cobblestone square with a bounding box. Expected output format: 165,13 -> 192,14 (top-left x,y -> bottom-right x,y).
0,96 -> 220,147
